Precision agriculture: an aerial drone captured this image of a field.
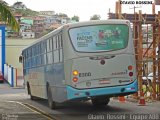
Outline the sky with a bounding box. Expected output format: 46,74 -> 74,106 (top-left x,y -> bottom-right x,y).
3,0 -> 160,21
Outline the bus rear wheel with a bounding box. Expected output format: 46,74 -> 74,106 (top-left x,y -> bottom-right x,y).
47,85 -> 56,109
91,97 -> 110,106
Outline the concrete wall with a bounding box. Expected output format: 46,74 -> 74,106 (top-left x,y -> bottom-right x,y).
6,38 -> 37,78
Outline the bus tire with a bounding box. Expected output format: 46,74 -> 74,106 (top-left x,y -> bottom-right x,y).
91,97 -> 110,106
27,83 -> 37,100
47,85 -> 56,109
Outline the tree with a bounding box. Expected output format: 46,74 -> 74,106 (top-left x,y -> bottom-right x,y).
0,0 -> 19,31
90,14 -> 101,20
58,13 -> 68,18
71,15 -> 79,22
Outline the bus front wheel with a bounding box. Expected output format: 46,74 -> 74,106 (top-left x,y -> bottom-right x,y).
47,85 -> 56,109
27,83 -> 37,100
91,97 -> 110,106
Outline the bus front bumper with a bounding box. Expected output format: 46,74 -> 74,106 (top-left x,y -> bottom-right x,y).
66,80 -> 138,100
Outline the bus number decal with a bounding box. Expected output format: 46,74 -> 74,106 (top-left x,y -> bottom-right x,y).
79,72 -> 91,77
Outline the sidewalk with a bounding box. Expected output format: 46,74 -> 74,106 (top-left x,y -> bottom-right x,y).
0,82 -> 10,89
0,78 -> 25,88
0,81 -> 26,95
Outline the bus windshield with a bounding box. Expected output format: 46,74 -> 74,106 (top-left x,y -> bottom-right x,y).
69,24 -> 129,52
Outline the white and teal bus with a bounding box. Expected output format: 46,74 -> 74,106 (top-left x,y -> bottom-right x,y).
20,20 -> 138,109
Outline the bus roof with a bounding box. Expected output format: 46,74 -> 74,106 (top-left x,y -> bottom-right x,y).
66,19 -> 130,28
22,19 -> 130,52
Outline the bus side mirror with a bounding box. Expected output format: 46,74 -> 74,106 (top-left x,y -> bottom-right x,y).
19,55 -> 23,63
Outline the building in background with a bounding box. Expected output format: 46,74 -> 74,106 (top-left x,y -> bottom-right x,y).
21,17 -> 33,25
14,13 -> 22,22
39,11 -> 55,16
44,16 -> 61,30
48,23 -> 61,30
21,32 -> 35,39
4,2 -> 71,39
32,17 -> 45,38
6,38 -> 36,78
20,17 -> 35,39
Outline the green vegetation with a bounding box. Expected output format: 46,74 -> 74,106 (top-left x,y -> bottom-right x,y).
14,9 -> 39,16
71,15 -> 79,22
56,13 -> 68,18
0,0 -> 20,31
90,14 -> 101,20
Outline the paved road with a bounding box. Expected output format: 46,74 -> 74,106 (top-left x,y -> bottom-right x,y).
0,83 -> 160,120
0,83 -> 53,120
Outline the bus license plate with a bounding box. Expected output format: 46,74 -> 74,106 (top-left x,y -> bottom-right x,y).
99,79 -> 110,84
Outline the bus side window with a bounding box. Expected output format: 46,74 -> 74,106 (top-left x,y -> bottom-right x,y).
26,49 -> 29,59
39,42 -> 42,53
47,52 -> 53,64
38,44 -> 40,55
27,50 -> 29,68
60,34 -> 63,48
30,48 -> 32,58
53,35 -> 59,63
25,50 -> 27,68
35,45 -> 37,56
44,54 -> 47,64
40,54 -> 44,65
53,37 -> 56,50
54,50 -> 59,63
56,35 -> 59,49
60,49 -> 63,62
41,42 -> 44,53
52,37 -> 54,50
43,41 -> 47,53
57,35 -> 60,48
47,39 -> 50,52
29,48 -> 32,68
59,34 -> 63,62
31,46 -> 34,67
52,37 -> 54,63
28,48 -> 31,58
50,38 -> 53,51
32,47 -> 34,56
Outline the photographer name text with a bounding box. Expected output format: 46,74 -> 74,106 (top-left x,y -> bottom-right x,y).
120,1 -> 152,5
